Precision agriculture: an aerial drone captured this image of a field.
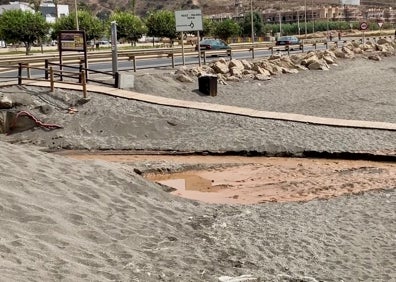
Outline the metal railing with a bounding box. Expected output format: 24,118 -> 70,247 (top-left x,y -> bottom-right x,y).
1,35 -> 395,89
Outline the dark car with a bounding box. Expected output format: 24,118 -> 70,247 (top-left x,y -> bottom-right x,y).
275,36 -> 300,46
195,39 -> 231,51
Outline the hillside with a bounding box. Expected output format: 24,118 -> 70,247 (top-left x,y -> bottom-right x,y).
0,0 -> 393,16
55,0 -> 344,16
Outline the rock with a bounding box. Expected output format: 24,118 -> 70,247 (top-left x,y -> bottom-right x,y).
341,46 -> 355,58
323,55 -> 335,64
218,275 -> 257,282
39,105 -> 53,114
301,54 -> 319,66
242,69 -> 257,75
211,61 -> 229,74
0,96 -> 12,109
252,64 -> 271,76
175,74 -> 194,83
282,67 -> 299,74
333,49 -> 347,58
226,76 -> 240,82
230,67 -> 243,78
353,47 -> 363,54
241,59 -> 253,70
228,59 -> 244,71
368,54 -> 382,61
307,60 -> 330,70
376,38 -> 392,45
254,74 -> 271,81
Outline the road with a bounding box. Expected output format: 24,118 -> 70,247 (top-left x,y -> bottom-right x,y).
0,36 -> 386,83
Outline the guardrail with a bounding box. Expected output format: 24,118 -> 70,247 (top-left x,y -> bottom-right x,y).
0,36 -> 392,71
1,35 -> 395,86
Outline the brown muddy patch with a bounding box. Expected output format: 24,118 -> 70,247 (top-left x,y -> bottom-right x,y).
65,153 -> 396,205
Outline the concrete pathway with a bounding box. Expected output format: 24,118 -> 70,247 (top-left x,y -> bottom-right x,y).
11,80 -> 396,132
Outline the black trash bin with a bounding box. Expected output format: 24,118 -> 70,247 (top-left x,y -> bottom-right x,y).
198,75 -> 217,96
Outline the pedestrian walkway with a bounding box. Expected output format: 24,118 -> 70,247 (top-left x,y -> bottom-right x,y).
14,80 -> 396,132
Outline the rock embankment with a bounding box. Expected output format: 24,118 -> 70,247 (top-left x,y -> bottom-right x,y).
174,38 -> 396,83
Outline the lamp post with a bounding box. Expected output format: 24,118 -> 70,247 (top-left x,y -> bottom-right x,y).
74,0 -> 79,30
250,0 -> 254,44
304,0 -> 307,38
311,0 -> 314,34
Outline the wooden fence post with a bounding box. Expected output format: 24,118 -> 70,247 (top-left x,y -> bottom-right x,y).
50,67 -> 54,92
18,63 -> 22,85
132,56 -> 136,72
45,59 -> 49,80
26,63 -> 31,79
81,71 -> 87,98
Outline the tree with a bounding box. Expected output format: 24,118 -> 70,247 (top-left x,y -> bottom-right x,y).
240,12 -> 263,37
52,10 -> 104,42
0,9 -> 49,55
202,18 -> 215,38
29,0 -> 41,12
213,19 -> 240,41
109,11 -> 147,45
145,10 -> 177,45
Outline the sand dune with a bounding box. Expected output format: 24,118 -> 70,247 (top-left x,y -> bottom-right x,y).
0,55 -> 395,280
1,141 -> 395,281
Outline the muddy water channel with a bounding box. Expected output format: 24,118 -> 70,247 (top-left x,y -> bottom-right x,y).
65,154 -> 396,204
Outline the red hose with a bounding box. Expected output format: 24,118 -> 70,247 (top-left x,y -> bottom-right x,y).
10,110 -> 63,131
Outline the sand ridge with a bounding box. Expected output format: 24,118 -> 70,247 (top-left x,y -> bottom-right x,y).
0,56 -> 395,281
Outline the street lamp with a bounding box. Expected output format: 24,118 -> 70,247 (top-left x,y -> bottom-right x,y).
311,0 -> 314,33
304,0 -> 307,38
251,0 -> 254,44
74,0 -> 79,30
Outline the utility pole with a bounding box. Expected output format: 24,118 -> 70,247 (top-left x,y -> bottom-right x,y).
251,0 -> 254,44
311,0 -> 314,33
304,0 -> 307,38
74,0 -> 79,30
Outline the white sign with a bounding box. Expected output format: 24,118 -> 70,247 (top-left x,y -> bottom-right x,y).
175,9 -> 203,32
378,22 -> 383,28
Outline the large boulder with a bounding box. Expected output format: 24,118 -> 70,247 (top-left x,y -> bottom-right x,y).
0,95 -> 12,109
368,54 -> 382,61
254,74 -> 271,81
252,64 -> 272,76
341,46 -> 355,58
241,59 -> 253,70
376,38 -> 392,45
211,60 -> 229,74
307,59 -> 329,71
230,67 -> 243,78
228,59 -> 244,71
301,53 -> 320,66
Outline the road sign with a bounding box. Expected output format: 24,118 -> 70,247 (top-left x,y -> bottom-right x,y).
360,22 -> 368,31
378,22 -> 383,28
175,9 -> 203,32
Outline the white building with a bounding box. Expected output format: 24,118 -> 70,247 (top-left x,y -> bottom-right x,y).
0,2 -> 34,15
0,1 -> 69,23
40,0 -> 69,23
340,0 -> 360,5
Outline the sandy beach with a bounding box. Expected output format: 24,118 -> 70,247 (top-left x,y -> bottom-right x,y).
0,51 -> 395,281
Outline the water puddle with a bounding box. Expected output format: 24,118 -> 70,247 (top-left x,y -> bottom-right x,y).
63,153 -> 396,205
146,173 -> 230,192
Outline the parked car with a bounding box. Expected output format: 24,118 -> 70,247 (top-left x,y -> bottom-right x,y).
195,39 -> 231,51
275,36 -> 300,46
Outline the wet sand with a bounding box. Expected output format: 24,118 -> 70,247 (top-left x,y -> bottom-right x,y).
66,153 -> 396,204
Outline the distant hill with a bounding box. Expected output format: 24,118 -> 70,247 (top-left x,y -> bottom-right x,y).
1,0 -> 394,17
